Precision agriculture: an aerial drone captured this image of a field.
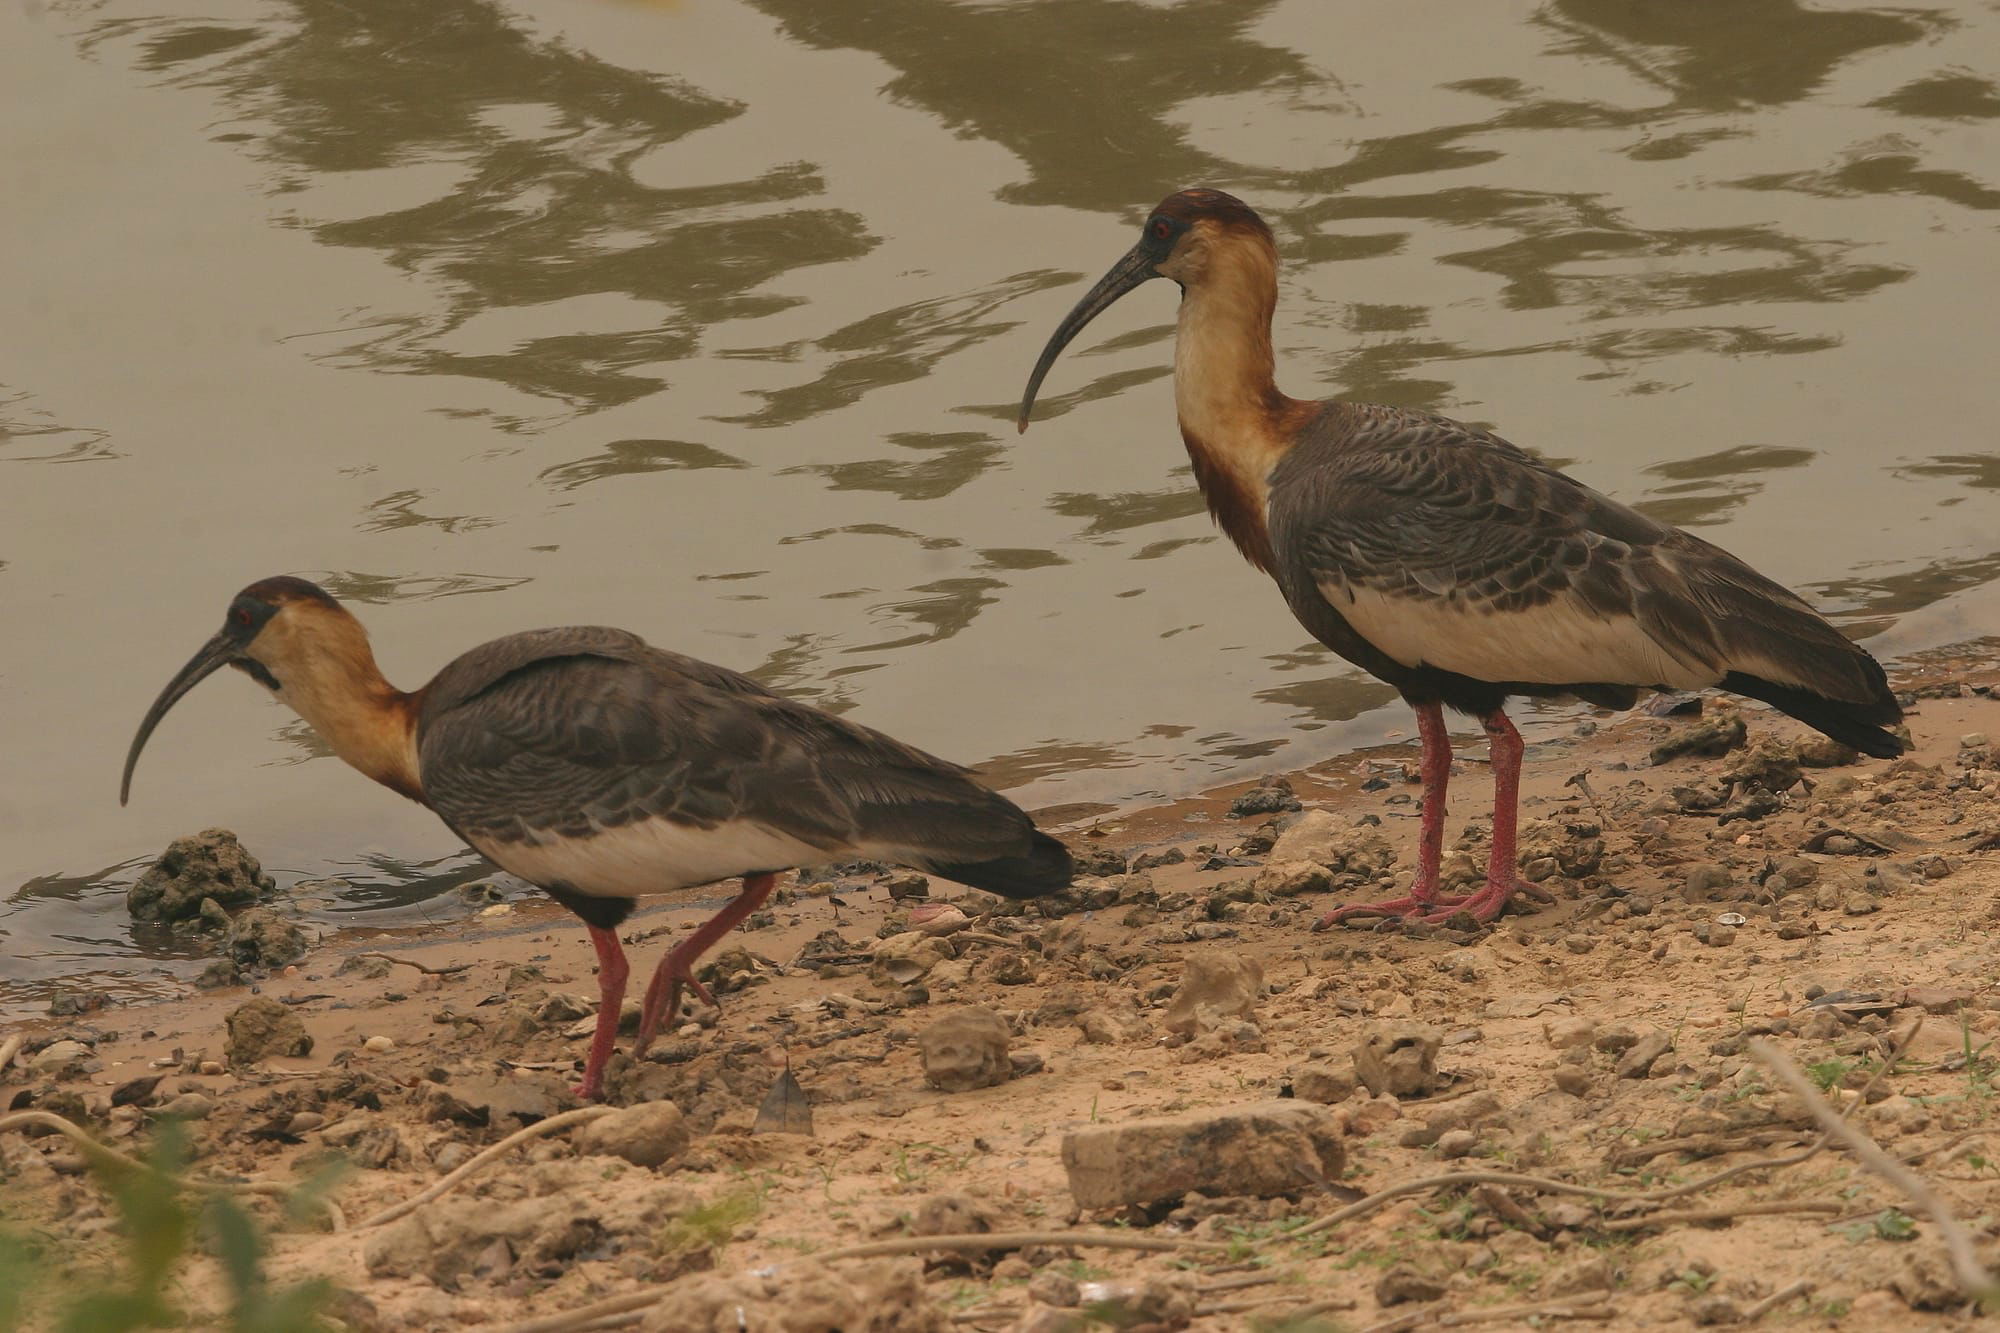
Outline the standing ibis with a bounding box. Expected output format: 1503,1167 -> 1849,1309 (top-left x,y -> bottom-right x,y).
1019,188 -> 1903,926
122,577 -> 1071,1098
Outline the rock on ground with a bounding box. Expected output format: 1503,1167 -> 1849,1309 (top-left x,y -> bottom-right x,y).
1353,1022 -> 1442,1097
225,906 -> 310,970
1269,810 -> 1395,875
364,1194 -> 606,1285
127,828 -> 274,922
1162,951 -> 1262,1036
223,997 -> 312,1065
574,1101 -> 690,1168
1060,1100 -> 1345,1209
918,1007 -> 1011,1092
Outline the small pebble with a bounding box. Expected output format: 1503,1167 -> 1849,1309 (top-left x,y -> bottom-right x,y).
1435,1129 -> 1478,1159
363,1035 -> 396,1052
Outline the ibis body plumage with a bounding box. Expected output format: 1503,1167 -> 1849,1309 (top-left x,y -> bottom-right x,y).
1019,188 -> 1903,925
123,578 -> 1070,1098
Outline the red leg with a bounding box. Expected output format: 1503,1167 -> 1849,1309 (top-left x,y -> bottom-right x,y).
574,925 -> 629,1102
632,873 -> 778,1057
1316,701 -> 1452,927
1415,708 -> 1531,924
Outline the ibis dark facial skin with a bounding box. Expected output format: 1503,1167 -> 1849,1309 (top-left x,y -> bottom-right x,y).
120,595 -> 281,805
1017,215 -> 1186,433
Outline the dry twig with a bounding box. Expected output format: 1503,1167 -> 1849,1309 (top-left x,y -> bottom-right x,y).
1599,1199 -> 1842,1231
1750,1037 -> 2000,1306
356,1105 -> 615,1230
1741,1278 -> 1814,1321
355,951 -> 473,976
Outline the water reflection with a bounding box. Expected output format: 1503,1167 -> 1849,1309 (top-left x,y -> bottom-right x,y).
784,431 -> 1004,502
724,271 -> 1074,429
113,0 -> 876,418
1542,0 -> 1936,109
0,846 -> 505,1018
1872,74 -> 2000,121
747,0 -> 1306,210
0,389 -> 116,463
1631,443 -> 1814,528
541,438 -> 749,490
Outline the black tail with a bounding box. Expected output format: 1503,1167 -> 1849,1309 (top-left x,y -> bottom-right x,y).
925,829 -> 1073,900
1721,671 -> 1906,759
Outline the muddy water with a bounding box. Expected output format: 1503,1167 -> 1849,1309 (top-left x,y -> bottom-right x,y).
4,0 -> 1998,1003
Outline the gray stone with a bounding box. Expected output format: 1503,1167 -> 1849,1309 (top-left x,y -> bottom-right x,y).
127,829 -> 273,922
223,997 -> 312,1065
1270,810 -> 1394,875
1398,1091 -> 1504,1147
226,906 -> 310,971
1061,1100 -> 1344,1209
1251,861 -> 1332,898
363,1195 -> 604,1284
1292,1062 -> 1357,1104
1075,1007 -> 1149,1046
156,1092 -> 214,1120
1615,1031 -> 1672,1080
1353,1022 -> 1442,1098
1162,952 -> 1262,1036
574,1101 -> 689,1169
31,1040 -> 91,1074
1375,1263 -> 1447,1306
918,1007 -> 1011,1093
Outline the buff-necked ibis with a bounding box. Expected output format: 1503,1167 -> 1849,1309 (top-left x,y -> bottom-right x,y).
1019,188 -> 1903,926
122,577 -> 1071,1097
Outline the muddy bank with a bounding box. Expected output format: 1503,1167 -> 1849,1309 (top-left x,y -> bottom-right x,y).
2,664 -> 1999,1330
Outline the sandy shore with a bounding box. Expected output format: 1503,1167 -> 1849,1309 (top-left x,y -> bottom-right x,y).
3,653 -> 1998,1331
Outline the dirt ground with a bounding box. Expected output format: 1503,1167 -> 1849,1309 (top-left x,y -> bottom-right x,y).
4,652 -> 2000,1332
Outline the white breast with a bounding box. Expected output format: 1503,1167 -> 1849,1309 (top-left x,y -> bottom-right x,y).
1323,580 -> 1718,690
474,818 -> 833,898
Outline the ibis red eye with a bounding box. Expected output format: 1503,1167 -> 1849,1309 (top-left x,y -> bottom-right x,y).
1151,219 -> 1171,239
232,607 -> 253,626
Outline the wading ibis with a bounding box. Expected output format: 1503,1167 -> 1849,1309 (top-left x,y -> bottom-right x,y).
1019,188 -> 1903,926
122,577 -> 1071,1097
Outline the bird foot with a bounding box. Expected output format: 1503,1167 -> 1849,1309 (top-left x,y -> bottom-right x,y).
633,958 -> 719,1058
1312,885 -> 1449,930
1315,877 -> 1539,929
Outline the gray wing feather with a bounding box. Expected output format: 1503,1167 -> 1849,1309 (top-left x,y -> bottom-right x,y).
1269,406 -> 1885,704
417,629 -> 1038,871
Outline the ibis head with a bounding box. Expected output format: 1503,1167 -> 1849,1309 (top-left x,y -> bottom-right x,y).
1017,187 -> 1272,433
121,576 -> 388,805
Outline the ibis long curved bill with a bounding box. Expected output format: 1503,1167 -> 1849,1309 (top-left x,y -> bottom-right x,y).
1017,242 -> 1160,433
120,628 -> 242,806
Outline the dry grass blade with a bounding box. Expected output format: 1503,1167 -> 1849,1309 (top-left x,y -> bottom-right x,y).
356,1105 -> 616,1230
0,1033 -> 26,1080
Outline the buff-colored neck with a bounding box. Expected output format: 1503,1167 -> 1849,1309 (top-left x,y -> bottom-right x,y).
1172,234 -> 1300,571
264,610 -> 424,802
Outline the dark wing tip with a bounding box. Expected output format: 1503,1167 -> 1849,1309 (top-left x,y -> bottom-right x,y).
928,829 -> 1072,900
